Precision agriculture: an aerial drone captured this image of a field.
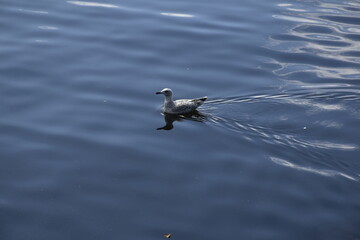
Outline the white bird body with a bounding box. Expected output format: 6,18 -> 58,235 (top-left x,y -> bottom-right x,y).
156,88 -> 207,114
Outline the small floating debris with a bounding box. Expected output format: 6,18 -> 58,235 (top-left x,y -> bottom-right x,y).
164,233 -> 171,238
303,127 -> 307,130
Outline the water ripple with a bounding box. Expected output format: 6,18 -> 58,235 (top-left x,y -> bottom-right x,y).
38,26 -> 59,30
161,12 -> 194,18
270,157 -> 358,181
267,1 -> 360,81
17,8 -> 48,14
67,1 -> 121,8
203,88 -> 360,161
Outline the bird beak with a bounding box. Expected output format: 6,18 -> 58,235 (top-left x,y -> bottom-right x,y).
156,92 -> 161,95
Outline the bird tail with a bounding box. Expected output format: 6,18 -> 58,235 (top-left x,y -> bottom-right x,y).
195,96 -> 207,107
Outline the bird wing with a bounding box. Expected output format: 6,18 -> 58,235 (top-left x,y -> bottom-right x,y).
190,97 -> 207,106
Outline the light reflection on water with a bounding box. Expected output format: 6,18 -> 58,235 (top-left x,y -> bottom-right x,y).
268,1 -> 360,80
67,1 -> 121,9
160,12 -> 194,18
270,157 -> 358,181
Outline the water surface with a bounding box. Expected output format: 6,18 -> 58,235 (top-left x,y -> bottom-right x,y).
1,0 -> 360,239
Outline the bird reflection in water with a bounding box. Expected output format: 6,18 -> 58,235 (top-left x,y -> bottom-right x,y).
157,110 -> 206,130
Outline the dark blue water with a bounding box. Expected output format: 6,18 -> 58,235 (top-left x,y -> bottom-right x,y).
1,0 -> 360,239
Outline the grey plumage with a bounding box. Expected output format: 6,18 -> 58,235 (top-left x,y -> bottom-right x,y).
156,88 -> 207,114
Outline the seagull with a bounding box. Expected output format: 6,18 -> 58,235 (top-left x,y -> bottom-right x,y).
156,88 -> 207,114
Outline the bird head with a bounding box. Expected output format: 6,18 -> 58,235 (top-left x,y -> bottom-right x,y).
156,88 -> 173,97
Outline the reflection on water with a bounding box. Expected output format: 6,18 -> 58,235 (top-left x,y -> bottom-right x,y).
38,26 -> 59,30
267,1 -> 360,80
201,91 -> 359,182
17,8 -> 48,14
157,111 -> 206,130
160,13 -> 194,18
67,1 -> 120,8
270,156 -> 358,181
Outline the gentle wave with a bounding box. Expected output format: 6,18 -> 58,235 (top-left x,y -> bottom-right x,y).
17,8 -> 48,14
270,157 -> 358,181
266,1 -> 360,81
67,1 -> 120,8
38,26 -> 59,30
207,90 -> 360,105
202,88 -> 359,155
206,108 -> 358,152
161,12 -> 194,18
